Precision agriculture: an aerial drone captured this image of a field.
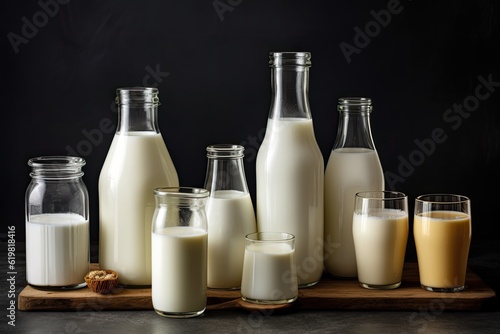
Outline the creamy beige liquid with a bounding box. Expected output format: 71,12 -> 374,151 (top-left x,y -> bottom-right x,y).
99,132 -> 179,286
241,242 -> 297,302
352,209 -> 408,286
152,227 -> 207,314
324,148 -> 384,278
206,190 -> 257,289
414,210 -> 471,289
26,213 -> 89,287
256,118 -> 324,287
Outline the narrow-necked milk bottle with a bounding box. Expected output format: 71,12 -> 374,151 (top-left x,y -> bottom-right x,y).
324,97 -> 384,278
256,52 -> 324,288
204,144 -> 257,289
99,87 -> 179,287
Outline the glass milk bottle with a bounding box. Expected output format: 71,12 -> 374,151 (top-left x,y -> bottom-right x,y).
203,144 -> 257,289
25,156 -> 89,290
256,52 -> 324,288
324,97 -> 385,278
152,187 -> 209,318
99,87 -> 179,287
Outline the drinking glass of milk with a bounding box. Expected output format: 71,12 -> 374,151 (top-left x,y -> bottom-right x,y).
352,191 -> 409,289
25,156 -> 89,290
151,187 -> 209,318
241,232 -> 298,304
414,194 -> 471,292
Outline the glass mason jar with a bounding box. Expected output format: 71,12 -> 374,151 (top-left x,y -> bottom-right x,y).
324,97 -> 385,278
151,187 -> 209,318
256,52 -> 324,288
99,87 -> 179,287
203,144 -> 257,289
25,156 -> 89,290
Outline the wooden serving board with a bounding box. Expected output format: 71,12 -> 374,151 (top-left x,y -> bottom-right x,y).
18,263 -> 496,312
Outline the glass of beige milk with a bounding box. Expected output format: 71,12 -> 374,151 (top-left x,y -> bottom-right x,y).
352,191 -> 409,289
414,194 -> 471,292
241,232 -> 298,304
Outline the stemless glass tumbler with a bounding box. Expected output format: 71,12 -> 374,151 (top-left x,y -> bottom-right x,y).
414,194 -> 472,292
352,191 -> 408,289
241,232 -> 298,305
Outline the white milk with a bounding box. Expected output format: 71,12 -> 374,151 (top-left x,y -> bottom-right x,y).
256,118 -> 324,286
206,190 -> 257,289
99,132 -> 179,286
324,147 -> 384,278
352,209 -> 408,286
152,227 -> 208,314
26,213 -> 89,287
241,242 -> 297,302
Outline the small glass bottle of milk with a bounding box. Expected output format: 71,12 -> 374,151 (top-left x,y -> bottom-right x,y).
151,187 -> 209,318
256,52 -> 325,288
324,97 -> 385,278
203,144 -> 257,289
99,87 -> 179,287
25,156 -> 90,290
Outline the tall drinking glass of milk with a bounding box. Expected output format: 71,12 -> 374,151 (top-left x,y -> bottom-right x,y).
256,52 -> 324,288
25,156 -> 89,290
324,97 -> 385,278
152,187 -> 209,318
204,144 -> 257,289
352,191 -> 408,289
414,194 -> 471,292
99,87 -> 179,287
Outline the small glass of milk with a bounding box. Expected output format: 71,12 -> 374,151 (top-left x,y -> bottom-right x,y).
352,191 -> 409,289
413,194 -> 471,292
241,232 -> 298,304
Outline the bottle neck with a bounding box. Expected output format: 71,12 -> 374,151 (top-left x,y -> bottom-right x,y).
268,52 -> 312,120
204,145 -> 249,194
333,98 -> 376,150
115,87 -> 160,134
116,104 -> 159,134
333,111 -> 376,150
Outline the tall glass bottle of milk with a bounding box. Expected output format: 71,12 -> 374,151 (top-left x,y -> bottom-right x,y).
204,144 -> 257,289
99,87 -> 179,287
256,52 -> 324,288
324,97 -> 384,278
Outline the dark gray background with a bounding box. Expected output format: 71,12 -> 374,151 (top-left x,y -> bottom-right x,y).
3,0 -> 499,255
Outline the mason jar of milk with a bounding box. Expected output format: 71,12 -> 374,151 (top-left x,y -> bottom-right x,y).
25,156 -> 89,290
99,87 -> 179,287
151,187 -> 209,318
203,144 -> 257,289
324,97 -> 385,278
256,52 -> 324,288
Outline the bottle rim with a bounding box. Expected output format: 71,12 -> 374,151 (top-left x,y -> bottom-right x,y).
269,52 -> 311,67
337,97 -> 373,112
28,156 -> 85,178
206,144 -> 245,158
153,187 -> 209,199
115,87 -> 160,106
